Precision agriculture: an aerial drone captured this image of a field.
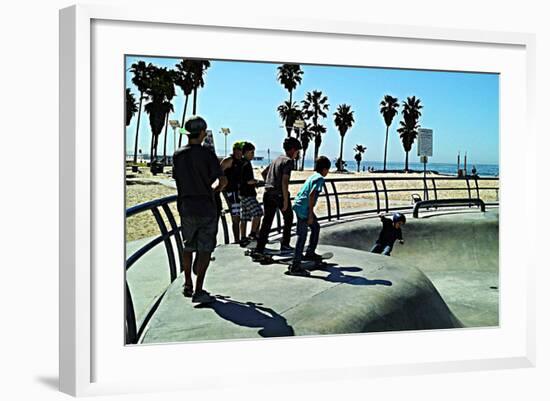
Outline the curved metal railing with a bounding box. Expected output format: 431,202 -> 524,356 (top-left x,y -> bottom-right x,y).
125,175 -> 499,343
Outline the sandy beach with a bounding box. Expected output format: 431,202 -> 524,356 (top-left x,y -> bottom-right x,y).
126,165 -> 499,242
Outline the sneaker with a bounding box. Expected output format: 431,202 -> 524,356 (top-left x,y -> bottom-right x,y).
280,244 -> 295,254
182,284 -> 193,298
288,264 -> 311,276
239,238 -> 251,248
303,252 -> 323,261
192,290 -> 216,304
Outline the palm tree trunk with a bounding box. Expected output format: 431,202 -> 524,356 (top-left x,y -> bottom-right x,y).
405,151 -> 409,172
178,96 -> 189,147
150,135 -> 155,164
193,88 -> 198,114
338,135 -> 344,171
383,125 -> 389,171
132,93 -> 144,164
163,112 -> 169,163
313,145 -> 317,165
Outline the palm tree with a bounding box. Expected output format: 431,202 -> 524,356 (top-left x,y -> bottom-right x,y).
397,96 -> 423,172
312,124 -> 327,162
125,89 -> 138,127
174,59 -> 196,147
187,59 -> 211,115
277,101 -> 302,137
334,104 -> 355,172
299,121 -> 314,170
354,144 -> 366,172
302,90 -> 329,162
379,95 -> 399,171
130,61 -> 153,166
276,64 -> 303,104
144,66 -> 176,166
161,69 -> 177,162
277,64 -> 304,136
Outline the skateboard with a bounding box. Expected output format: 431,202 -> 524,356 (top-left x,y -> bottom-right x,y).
245,249 -> 333,269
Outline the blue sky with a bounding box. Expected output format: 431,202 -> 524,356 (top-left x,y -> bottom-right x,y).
125,56 -> 499,165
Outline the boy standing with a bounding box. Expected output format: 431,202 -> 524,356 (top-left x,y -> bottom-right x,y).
172,116 -> 227,304
290,156 -> 331,276
254,137 -> 302,256
239,142 -> 263,246
220,141 -> 245,243
370,212 -> 406,256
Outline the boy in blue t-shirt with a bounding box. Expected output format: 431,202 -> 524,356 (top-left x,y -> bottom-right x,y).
290,156 -> 331,276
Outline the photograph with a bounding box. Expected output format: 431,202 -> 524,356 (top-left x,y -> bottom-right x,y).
124,55 -> 499,345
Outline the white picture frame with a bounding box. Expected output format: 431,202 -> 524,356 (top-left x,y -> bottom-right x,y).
59,4 -> 536,397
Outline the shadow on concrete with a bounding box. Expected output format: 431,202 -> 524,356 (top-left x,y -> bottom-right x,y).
309,264 -> 393,286
196,296 -> 295,338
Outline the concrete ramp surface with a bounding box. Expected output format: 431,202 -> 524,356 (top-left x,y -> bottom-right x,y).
319,209 -> 499,327
138,244 -> 462,344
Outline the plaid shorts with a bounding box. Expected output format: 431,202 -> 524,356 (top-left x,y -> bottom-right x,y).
240,196 -> 263,221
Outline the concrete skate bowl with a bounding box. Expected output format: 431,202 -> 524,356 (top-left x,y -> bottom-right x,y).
125,176 -> 499,344
319,209 -> 499,328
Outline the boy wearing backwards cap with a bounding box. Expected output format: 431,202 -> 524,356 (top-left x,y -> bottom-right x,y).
253,137 -> 302,257
172,116 -> 227,304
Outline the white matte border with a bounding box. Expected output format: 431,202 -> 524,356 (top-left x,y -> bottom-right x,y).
59,4 -> 536,397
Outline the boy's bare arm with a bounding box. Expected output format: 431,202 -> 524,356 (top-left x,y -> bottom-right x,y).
220,157 -> 232,172
213,176 -> 228,192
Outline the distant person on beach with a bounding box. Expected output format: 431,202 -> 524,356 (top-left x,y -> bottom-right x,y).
289,156 -> 331,276
253,137 -> 302,257
220,141 -> 245,243
172,116 -> 227,304
239,142 -> 263,247
472,165 -> 478,177
370,212 -> 406,256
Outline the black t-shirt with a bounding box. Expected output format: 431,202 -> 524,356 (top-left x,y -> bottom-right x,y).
239,160 -> 256,197
224,156 -> 243,193
264,155 -> 293,194
376,217 -> 403,246
172,144 -> 223,217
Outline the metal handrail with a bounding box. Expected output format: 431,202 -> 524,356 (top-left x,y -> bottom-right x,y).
125,175 -> 499,343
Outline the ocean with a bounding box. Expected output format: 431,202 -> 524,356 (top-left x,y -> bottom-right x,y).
266,160 -> 499,177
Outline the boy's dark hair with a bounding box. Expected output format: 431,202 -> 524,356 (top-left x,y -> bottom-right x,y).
283,137 -> 302,152
314,156 -> 331,173
242,142 -> 256,153
184,116 -> 207,139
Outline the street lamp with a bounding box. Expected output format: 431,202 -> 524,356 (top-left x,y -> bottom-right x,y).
169,120 -> 180,161
220,128 -> 231,156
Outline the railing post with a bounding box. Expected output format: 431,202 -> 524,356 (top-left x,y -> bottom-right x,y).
381,179 -> 389,212
151,207 -> 178,282
372,179 -> 380,214
329,181 -> 339,220
125,283 -> 137,344
465,177 -> 472,207
161,204 -> 185,273
324,181 -> 332,221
